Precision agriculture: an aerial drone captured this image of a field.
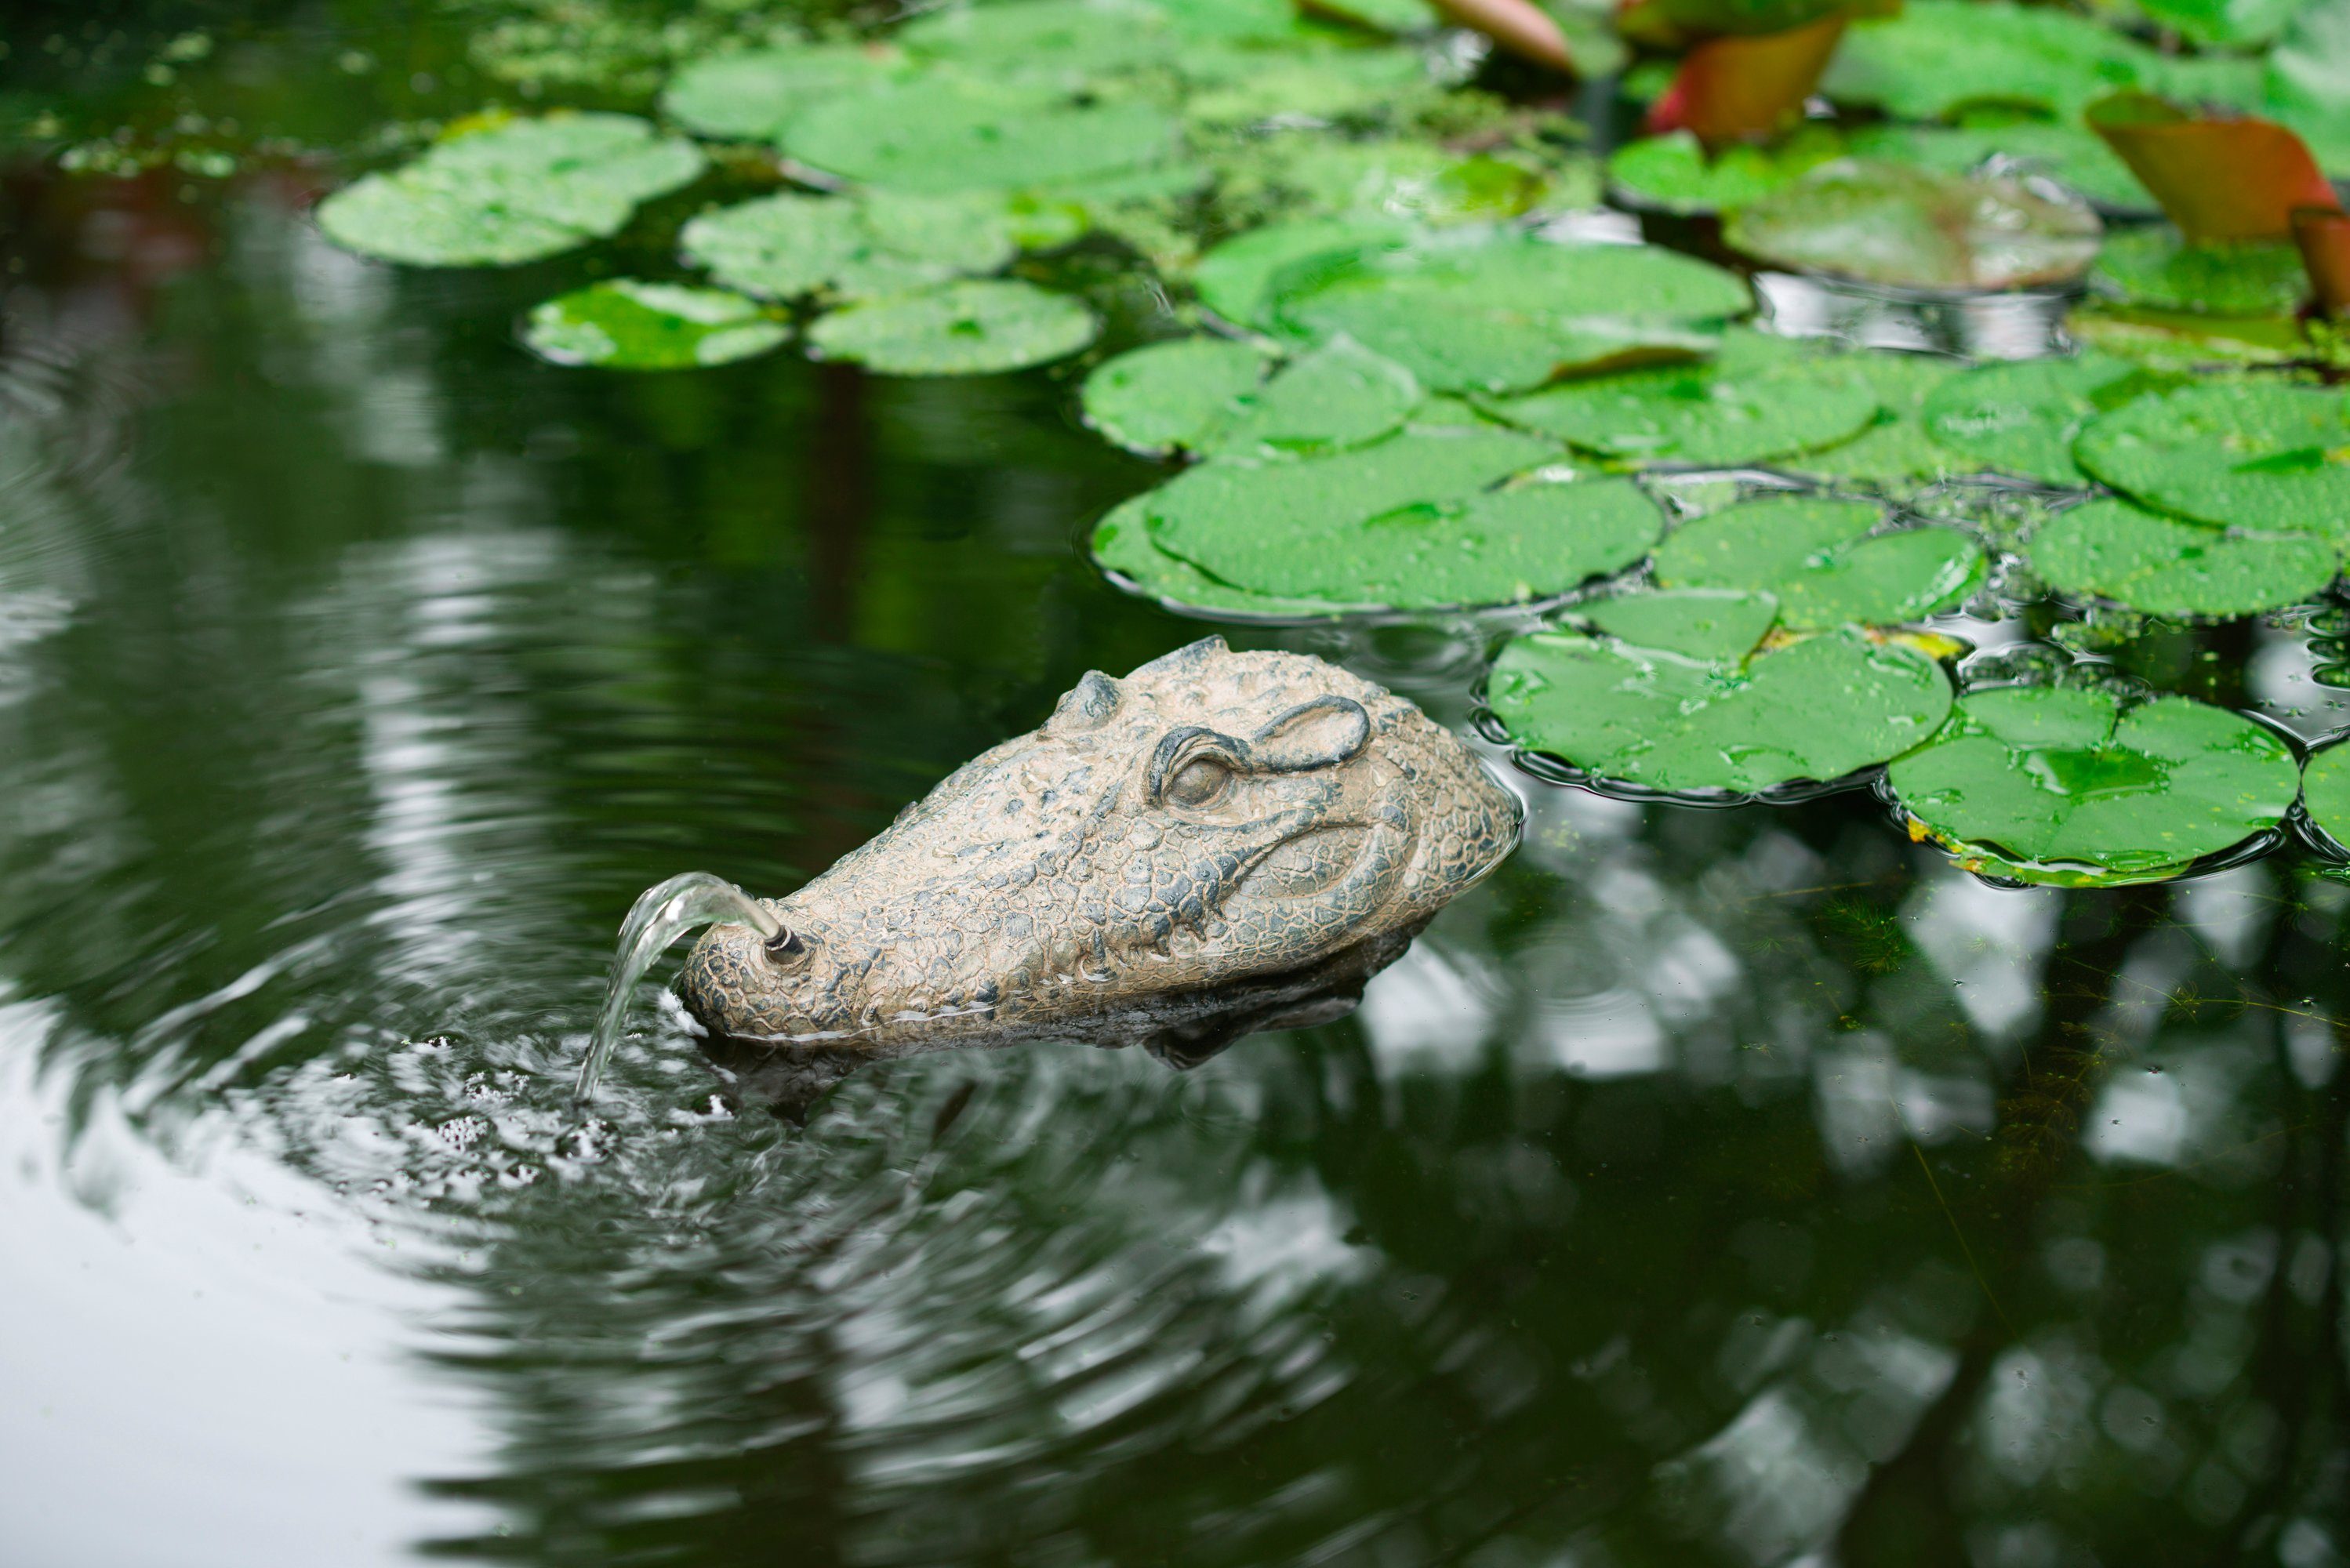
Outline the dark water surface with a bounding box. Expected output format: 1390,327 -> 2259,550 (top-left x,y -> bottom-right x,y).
5,10 -> 2349,1567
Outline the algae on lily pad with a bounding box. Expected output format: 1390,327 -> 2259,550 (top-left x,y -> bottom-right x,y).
807,280 -> 1099,374
1654,495 -> 1984,627
521,280 -> 788,370
1487,597 -> 1956,794
2028,497 -> 2338,618
1081,337 -> 1272,455
659,43 -> 904,140
1266,232 -> 1752,394
2090,227 -> 2315,317
1887,685 -> 2300,884
1920,353 -> 2163,486
318,113 -> 706,267
1605,127 -> 1848,216
681,191 -> 1018,302
1723,160 -> 2102,292
780,79 -> 1178,194
2075,380 -> 2350,537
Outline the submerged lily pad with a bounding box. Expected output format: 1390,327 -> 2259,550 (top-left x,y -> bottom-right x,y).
1488,597 -> 1956,794
2074,381 -> 2350,536
1192,215 -> 1415,328
781,79 -> 1178,194
521,280 -> 788,369
2028,497 -> 2338,617
681,191 -> 1018,301
1723,160 -> 2102,292
1081,337 -> 1272,455
1654,496 -> 1984,627
806,280 -> 1099,374
1920,353 -> 2163,485
1605,127 -> 1848,216
659,43 -> 903,140
1887,685 -> 2299,884
1266,233 -> 1752,394
318,113 -> 706,267
2090,227 -> 2315,317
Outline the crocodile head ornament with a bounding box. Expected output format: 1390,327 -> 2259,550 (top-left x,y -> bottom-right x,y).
680,637 -> 1519,1082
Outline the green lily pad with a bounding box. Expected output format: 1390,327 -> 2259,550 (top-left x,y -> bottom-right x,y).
1488,603 -> 1956,793
1192,215 -> 1415,328
1485,334 -> 1883,467
2297,736 -> 2350,851
2067,304 -> 2317,369
2267,0 -> 2350,171
318,113 -> 706,267
2074,380 -> 2350,537
1580,588 -> 1782,661
1091,495 -> 1356,617
1723,160 -> 2103,292
521,281 -> 789,370
659,43 -> 904,140
896,0 -> 1175,82
1180,48 -> 1432,126
1920,353 -> 2165,485
780,79 -> 1178,194
1081,337 -> 1273,455
2028,497 -> 2338,618
2090,227 -> 2314,318
1606,127 -> 1850,216
681,191 -> 1018,301
1887,685 -> 2299,884
1302,0 -> 1438,31
1654,495 -> 1984,627
807,280 -> 1099,374
1141,426 -> 1559,588
1219,136 -> 1589,230
1845,119 -> 2151,212
1197,336 -> 1423,459
1786,350 -> 1967,491
1825,1 -> 2163,122
1266,232 -> 1751,394
2127,0 -> 2315,47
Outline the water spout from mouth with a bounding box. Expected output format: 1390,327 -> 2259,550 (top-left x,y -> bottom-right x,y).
577,872 -> 782,1098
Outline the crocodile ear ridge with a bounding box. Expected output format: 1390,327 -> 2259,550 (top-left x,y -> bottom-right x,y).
1130,636 -> 1229,681
1251,695 -> 1371,774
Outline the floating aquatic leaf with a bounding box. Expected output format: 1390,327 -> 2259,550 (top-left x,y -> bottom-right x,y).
807,280 -> 1099,374
1920,353 -> 2163,485
2090,226 -> 2314,317
1723,160 -> 2102,292
318,113 -> 706,267
1654,495 -> 1983,627
681,191 -> 1017,301
659,43 -> 903,140
2123,0 -> 2312,49
2075,380 -> 2350,536
521,280 -> 788,370
2085,93 -> 2339,247
896,0 -> 1175,82
1644,15 -> 1850,147
1488,600 -> 1956,793
1090,495 -> 1354,616
1606,126 -> 1848,216
2298,734 -> 2350,851
1081,337 -> 1272,455
1787,349 -> 1967,491
1219,136 -> 1588,229
1824,1 -> 2160,122
2067,303 -> 2316,368
1300,0 -> 1438,33
1846,118 -> 2150,213
1486,333 -> 1882,467
1267,232 -> 1751,394
781,79 -> 1178,194
1887,685 -> 2299,884
1180,48 -> 1434,126
1193,215 -> 1415,328
2266,0 -> 2350,171
2028,497 -> 2337,618
1197,337 -> 1422,459
1580,587 -> 1781,661
1141,427 -> 1558,588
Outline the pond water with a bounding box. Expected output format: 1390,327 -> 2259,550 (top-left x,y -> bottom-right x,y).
5,4 -> 2349,1566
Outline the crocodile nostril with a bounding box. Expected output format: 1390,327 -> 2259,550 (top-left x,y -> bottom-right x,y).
763,927 -> 806,962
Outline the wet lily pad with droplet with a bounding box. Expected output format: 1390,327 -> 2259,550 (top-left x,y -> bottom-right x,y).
1219,136 -> 1590,230
1081,337 -> 1273,455
1266,232 -> 1752,394
318,113 -> 706,267
807,280 -> 1099,374
2067,304 -> 2316,369
2090,226 -> 2315,317
659,43 -> 905,140
1487,597 -> 1956,794
2074,380 -> 2350,537
1824,1 -> 2165,122
1654,495 -> 1984,627
1484,333 -> 1883,468
681,191 -> 1019,302
1887,685 -> 2300,885
1605,126 -> 1849,216
1846,118 -> 2152,213
2027,497 -> 2338,618
779,79 -> 1178,194
521,280 -> 789,370
2297,735 -> 2350,853
1180,47 -> 1433,127
2124,0 -> 2314,49
1091,495 -> 1356,617
1920,353 -> 2167,486
1195,336 -> 1423,459
896,0 -> 1177,83
1785,349 -> 1967,492
1192,215 -> 1416,329
1723,159 -> 2103,292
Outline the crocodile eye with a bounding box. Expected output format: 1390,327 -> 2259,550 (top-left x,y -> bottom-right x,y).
1165,757 -> 1233,808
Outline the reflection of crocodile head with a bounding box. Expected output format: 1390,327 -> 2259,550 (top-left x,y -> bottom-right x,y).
681,637 -> 1520,1066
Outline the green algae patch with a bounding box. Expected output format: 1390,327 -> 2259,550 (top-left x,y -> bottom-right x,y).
1606,127 -> 1847,216
521,280 -> 788,369
1723,161 -> 2102,292
1920,354 -> 2165,486
318,113 -> 706,267
780,79 -> 1178,194
2091,227 -> 2315,317
1887,685 -> 2299,885
1081,338 -> 1273,455
2027,498 -> 2337,618
681,191 -> 1017,302
1654,495 -> 1984,627
2074,380 -> 2350,537
806,280 -> 1099,374
659,43 -> 905,140
1265,233 -> 1751,394
1488,603 -> 1956,794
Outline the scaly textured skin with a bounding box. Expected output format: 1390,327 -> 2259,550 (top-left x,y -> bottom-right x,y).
681,637 -> 1520,1052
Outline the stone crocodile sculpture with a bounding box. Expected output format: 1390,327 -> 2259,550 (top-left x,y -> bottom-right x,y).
681,637 -> 1519,1087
